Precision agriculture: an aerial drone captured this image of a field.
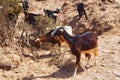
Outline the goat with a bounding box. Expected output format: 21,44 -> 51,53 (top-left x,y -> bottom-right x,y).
35,26 -> 73,58
21,0 -> 40,25
24,12 -> 40,24
21,0 -> 29,11
43,8 -> 61,24
51,27 -> 98,77
77,3 -> 88,20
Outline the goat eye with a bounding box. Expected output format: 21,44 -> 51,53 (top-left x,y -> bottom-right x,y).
57,32 -> 62,36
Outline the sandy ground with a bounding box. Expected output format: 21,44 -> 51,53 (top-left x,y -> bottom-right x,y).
0,27 -> 119,80
0,0 -> 120,80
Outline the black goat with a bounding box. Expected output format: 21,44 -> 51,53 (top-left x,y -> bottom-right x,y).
43,8 -> 61,23
21,0 -> 29,11
52,28 -> 98,77
21,0 -> 40,25
77,3 -> 88,20
24,12 -> 40,24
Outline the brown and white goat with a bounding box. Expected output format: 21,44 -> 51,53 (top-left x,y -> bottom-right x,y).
51,27 -> 98,77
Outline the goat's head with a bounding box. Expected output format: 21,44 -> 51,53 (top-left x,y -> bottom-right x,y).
51,27 -> 64,37
55,8 -> 61,13
35,29 -> 55,42
43,9 -> 51,14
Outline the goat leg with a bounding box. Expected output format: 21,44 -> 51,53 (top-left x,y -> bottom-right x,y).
83,10 -> 88,20
85,53 -> 91,69
73,55 -> 80,77
94,47 -> 99,66
78,11 -> 82,20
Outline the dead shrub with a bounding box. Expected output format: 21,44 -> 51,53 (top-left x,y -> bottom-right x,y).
33,15 -> 56,50
0,0 -> 20,46
16,15 -> 56,50
34,15 -> 55,35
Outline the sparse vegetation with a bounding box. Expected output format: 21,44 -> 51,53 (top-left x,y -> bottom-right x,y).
0,0 -> 120,80
0,0 -> 21,46
34,15 -> 55,35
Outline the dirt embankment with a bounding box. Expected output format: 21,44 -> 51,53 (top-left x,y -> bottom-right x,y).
0,0 -> 120,80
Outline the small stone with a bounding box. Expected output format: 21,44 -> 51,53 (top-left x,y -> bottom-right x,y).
115,77 -> 120,80
95,76 -> 100,79
118,42 -> 120,44
101,64 -> 106,67
110,52 -> 115,54
113,71 -> 120,77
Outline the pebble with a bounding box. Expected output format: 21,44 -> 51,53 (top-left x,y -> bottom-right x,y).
101,64 -> 106,67
110,52 -> 115,54
115,77 -> 120,80
113,71 -> 120,77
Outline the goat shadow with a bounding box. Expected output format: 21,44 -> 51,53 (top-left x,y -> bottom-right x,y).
68,15 -> 79,28
37,53 -> 57,59
68,15 -> 88,28
22,52 -> 56,60
22,62 -> 85,80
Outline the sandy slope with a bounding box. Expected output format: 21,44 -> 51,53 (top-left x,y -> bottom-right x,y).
0,0 -> 120,80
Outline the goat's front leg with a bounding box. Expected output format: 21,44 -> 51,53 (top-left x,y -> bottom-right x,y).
78,11 -> 82,20
85,53 -> 91,69
74,54 -> 80,77
53,16 -> 57,24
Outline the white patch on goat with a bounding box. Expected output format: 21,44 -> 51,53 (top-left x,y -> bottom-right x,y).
51,26 -> 73,36
64,26 -> 73,36
53,13 -> 58,16
51,26 -> 61,36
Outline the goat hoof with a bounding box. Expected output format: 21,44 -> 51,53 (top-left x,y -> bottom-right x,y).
85,65 -> 90,69
73,74 -> 76,78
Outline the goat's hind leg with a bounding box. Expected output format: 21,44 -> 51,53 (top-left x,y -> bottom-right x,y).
94,47 -> 99,66
85,53 -> 91,69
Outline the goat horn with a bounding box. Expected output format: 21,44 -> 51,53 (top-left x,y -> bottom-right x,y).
35,38 -> 40,42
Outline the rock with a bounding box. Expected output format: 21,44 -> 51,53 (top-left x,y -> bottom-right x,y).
0,61 -> 11,70
118,41 -> 120,44
110,52 -> 115,54
115,77 -> 120,80
101,64 -> 106,67
113,71 -> 120,77
95,76 -> 100,79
